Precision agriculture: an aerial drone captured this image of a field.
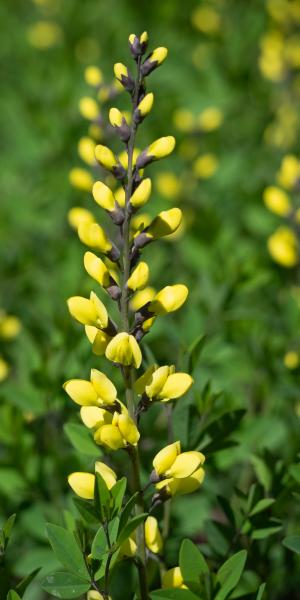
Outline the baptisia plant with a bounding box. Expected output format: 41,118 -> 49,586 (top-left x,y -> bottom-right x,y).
43,33 -> 206,600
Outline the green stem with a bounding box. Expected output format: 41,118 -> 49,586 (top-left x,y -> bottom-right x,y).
119,56 -> 149,600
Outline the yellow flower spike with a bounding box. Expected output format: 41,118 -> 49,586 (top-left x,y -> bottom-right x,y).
127,262 -> 149,292
166,451 -> 205,479
157,373 -> 194,402
63,379 -> 98,406
95,145 -> 118,171
193,154 -> 219,178
94,424 -> 125,450
84,252 -> 111,287
267,226 -> 298,267
109,107 -> 125,128
136,93 -> 154,118
105,332 -> 142,368
78,222 -> 113,253
130,178 -> 152,208
80,406 -> 110,429
263,186 -> 291,216
197,107 -> 223,131
69,168 -> 94,192
146,208 -> 182,239
68,472 -> 95,500
84,65 -> 103,87
79,97 -> 99,121
78,137 -> 96,166
162,567 -> 186,589
92,181 -> 116,212
144,516 -> 163,554
85,326 -> 112,355
145,366 -> 172,398
148,284 -> 188,315
153,441 -> 181,475
134,364 -> 157,394
117,413 -> 140,445
90,368 -> 117,405
130,287 -> 156,312
168,467 -> 205,496
114,186 -> 126,208
68,207 -> 95,231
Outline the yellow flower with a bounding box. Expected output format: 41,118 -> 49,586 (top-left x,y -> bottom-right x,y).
173,109 -> 195,133
27,21 -> 63,50
155,172 -> 182,200
68,461 -> 117,499
64,368 -> 117,407
78,221 -> 112,254
146,208 -> 182,239
88,591 -> 108,600
193,154 -> 219,178
147,136 -> 176,160
67,291 -> 108,328
135,365 -> 193,403
191,6 -> 221,34
79,97 -> 99,121
94,411 -> 139,450
85,326 -> 112,355
162,567 -> 186,589
153,441 -> 181,475
144,516 -> 163,554
80,406 -> 113,429
127,262 -> 149,291
95,145 -> 118,171
148,284 -> 188,315
69,168 -> 94,192
263,186 -> 291,216
114,62 -> 129,82
84,65 -> 103,87
105,332 -> 142,368
84,252 -> 111,287
115,412 -> 140,445
276,155 -> 300,189
68,207 -> 95,230
78,137 -> 96,166
267,226 -> 298,267
130,287 -> 156,312
109,108 -> 125,128
284,351 -> 299,370
148,47 -> 168,65
114,186 -> 126,208
119,536 -> 137,558
197,107 -> 223,131
130,179 -> 152,208
0,315 -> 21,339
153,442 -> 205,497
92,181 -> 117,212
94,424 -> 125,450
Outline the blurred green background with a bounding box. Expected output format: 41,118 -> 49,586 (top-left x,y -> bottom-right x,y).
1,0 -> 300,598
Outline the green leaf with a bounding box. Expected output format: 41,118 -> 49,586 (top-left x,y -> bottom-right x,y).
46,523 -> 90,579
2,514 -> 16,548
64,422 -> 100,457
256,583 -> 266,600
251,526 -> 282,540
117,513 -> 148,545
188,334 -> 207,373
179,539 -> 209,587
249,498 -> 275,517
250,456 -> 271,492
73,498 -> 99,524
7,592 -> 22,600
94,472 -> 110,521
42,571 -> 90,598
215,550 -> 247,600
119,492 -> 139,532
150,589 -> 199,600
282,535 -> 300,554
16,567 -> 40,595
91,517 -> 120,560
110,477 -> 127,516
199,410 -> 246,454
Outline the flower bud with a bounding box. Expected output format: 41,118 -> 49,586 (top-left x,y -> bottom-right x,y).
162,567 -> 185,589
79,96 -> 99,121
127,262 -> 149,291
130,179 -> 152,208
68,472 -> 95,499
145,516 -> 163,554
68,207 -> 95,231
277,154 -> 300,189
78,221 -> 112,253
136,136 -> 175,168
153,441 -> 181,475
88,590 -> 108,600
141,47 -> 168,76
263,186 -> 291,216
197,107 -> 223,131
78,137 -> 96,166
147,208 -> 182,239
113,62 -> 134,91
69,168 -> 94,192
93,181 -> 116,212
109,108 -> 130,142
128,31 -> 148,57
84,65 -> 103,87
67,291 -> 108,328
130,287 -> 156,312
134,93 -> 154,122
95,144 -> 118,170
148,284 -> 188,315
105,332 -> 142,368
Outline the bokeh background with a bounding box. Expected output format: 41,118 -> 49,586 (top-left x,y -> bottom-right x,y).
1,0 -> 300,598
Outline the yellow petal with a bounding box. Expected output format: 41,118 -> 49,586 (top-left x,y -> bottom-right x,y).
68,472 -> 95,499
90,368 -> 117,404
147,208 -> 182,238
63,379 -> 98,406
105,332 -> 142,368
84,252 -> 110,287
117,413 -> 140,445
168,467 -> 205,496
162,567 -> 184,589
127,262 -> 149,291
93,181 -> 116,211
95,461 -> 117,489
134,364 -> 157,395
167,451 -> 205,479
158,373 -> 193,401
153,441 -> 181,475
130,179 -> 152,208
149,284 -> 188,315
80,406 -> 108,428
67,296 -> 98,325
147,136 -> 175,160
95,424 -> 125,450
145,366 -> 170,398
145,516 -> 163,554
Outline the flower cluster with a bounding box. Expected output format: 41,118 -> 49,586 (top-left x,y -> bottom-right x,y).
64,32 -> 206,598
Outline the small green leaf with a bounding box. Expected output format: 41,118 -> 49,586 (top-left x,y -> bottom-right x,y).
119,492 -> 139,532
150,589 -> 199,600
110,477 -> 127,516
94,472 -> 110,521
282,535 -> 300,554
3,514 -> 16,548
250,456 -> 271,492
42,571 -> 90,598
179,539 -> 209,586
117,513 -> 148,545
188,334 -> 207,373
46,523 -> 89,579
256,583 -> 266,600
91,517 -> 120,560
73,498 -> 99,524
215,550 -> 247,600
64,423 -> 100,457
16,567 -> 40,595
249,498 -> 275,517
251,526 -> 282,540
7,592 -> 22,600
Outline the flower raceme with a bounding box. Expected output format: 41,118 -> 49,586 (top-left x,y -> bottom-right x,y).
152,441 -> 205,497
